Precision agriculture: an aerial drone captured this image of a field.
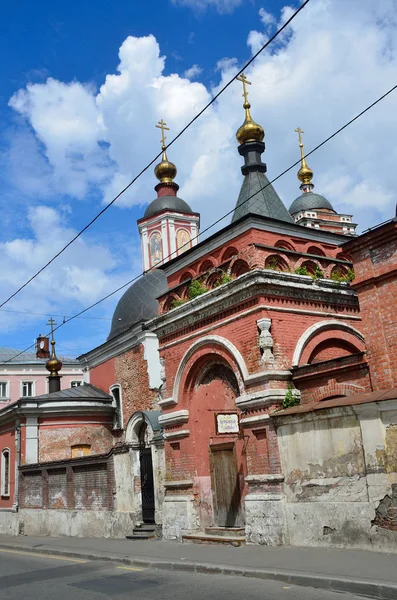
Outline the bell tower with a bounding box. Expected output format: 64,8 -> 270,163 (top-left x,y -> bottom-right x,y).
137,120 -> 200,272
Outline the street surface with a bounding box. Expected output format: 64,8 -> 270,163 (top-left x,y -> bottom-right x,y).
0,548 -> 372,600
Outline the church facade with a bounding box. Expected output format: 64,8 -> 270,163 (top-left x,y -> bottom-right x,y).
2,76 -> 397,550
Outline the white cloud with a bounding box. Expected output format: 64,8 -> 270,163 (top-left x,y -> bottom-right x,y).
184,64 -> 203,80
6,0 -> 397,254
171,0 -> 243,14
0,205 -> 131,333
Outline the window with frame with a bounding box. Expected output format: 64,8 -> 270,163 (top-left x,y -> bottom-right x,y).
0,382 -> 8,399
21,381 -> 34,397
71,381 -> 82,388
1,449 -> 10,497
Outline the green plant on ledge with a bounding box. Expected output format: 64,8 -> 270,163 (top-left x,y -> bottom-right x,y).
283,384 -> 300,409
313,265 -> 324,280
188,279 -> 208,299
295,265 -> 309,276
214,271 -> 233,287
346,268 -> 355,282
170,298 -> 186,310
266,257 -> 282,271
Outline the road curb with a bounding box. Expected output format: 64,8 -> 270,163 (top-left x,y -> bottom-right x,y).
0,542 -> 396,599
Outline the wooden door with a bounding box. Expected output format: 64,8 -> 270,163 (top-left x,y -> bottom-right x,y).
210,444 -> 243,527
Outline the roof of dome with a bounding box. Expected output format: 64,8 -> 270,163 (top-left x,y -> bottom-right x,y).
289,191 -> 335,215
144,194 -> 193,219
108,269 -> 168,340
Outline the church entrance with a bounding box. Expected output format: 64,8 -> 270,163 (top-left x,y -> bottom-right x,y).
210,442 -> 243,527
139,422 -> 155,523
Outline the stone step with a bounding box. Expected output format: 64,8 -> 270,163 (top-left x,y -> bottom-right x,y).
125,532 -> 156,540
204,527 -> 245,538
182,533 -> 246,547
135,523 -> 156,531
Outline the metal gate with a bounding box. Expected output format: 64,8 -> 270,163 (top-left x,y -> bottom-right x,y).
139,447 -> 155,523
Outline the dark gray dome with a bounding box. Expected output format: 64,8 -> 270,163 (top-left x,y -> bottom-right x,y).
144,194 -> 193,219
108,269 -> 168,340
289,192 -> 335,215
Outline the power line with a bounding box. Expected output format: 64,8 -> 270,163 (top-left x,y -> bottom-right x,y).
0,0 -> 311,312
4,79 -> 397,366
0,308 -> 112,320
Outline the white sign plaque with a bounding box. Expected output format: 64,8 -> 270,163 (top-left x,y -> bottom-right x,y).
216,413 -> 239,434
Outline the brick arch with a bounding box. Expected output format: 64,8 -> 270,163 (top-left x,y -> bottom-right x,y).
179,270 -> 194,284
265,254 -> 290,272
292,320 -> 365,367
307,245 -> 326,257
221,246 -> 238,262
172,336 -> 248,405
275,240 -> 295,251
198,258 -> 216,274
314,381 -> 366,403
230,258 -> 250,277
163,293 -> 181,312
336,252 -> 352,262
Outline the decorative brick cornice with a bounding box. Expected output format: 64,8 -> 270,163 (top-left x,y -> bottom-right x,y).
236,389 -> 291,411
149,269 -> 358,339
158,409 -> 189,428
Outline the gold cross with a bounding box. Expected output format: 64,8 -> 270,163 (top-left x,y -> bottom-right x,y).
156,119 -> 170,149
46,318 -> 57,341
236,73 -> 251,104
295,127 -> 304,146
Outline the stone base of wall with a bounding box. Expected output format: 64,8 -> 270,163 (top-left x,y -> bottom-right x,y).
162,494 -> 199,539
0,510 -> 19,535
17,509 -> 136,539
284,502 -> 397,553
245,493 -> 286,545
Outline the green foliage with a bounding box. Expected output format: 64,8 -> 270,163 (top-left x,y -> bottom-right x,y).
214,271 -> 233,287
265,257 -> 280,271
346,268 -> 355,282
283,384 -> 300,409
170,298 -> 186,310
188,279 -> 208,299
295,265 -> 309,276
313,265 -> 324,280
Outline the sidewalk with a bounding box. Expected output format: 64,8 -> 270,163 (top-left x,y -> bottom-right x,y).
0,533 -> 396,599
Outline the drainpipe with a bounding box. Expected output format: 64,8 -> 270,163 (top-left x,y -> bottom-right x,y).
13,421 -> 21,512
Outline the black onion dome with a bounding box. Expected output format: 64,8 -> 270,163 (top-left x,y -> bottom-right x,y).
289,191 -> 335,215
144,194 -> 193,219
108,269 -> 168,340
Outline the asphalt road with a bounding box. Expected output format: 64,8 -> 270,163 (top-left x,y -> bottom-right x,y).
0,548 -> 371,600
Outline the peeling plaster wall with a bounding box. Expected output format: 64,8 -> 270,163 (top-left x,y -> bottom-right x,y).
275,401 -> 397,552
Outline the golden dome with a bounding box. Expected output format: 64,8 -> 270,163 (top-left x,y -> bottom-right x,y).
297,159 -> 313,185
154,150 -> 177,184
45,339 -> 62,375
236,104 -> 265,145
294,127 -> 313,187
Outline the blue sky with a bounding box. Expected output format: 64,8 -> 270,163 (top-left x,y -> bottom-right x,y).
0,0 -> 397,357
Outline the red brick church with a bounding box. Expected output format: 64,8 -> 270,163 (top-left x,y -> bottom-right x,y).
1,76 -> 396,550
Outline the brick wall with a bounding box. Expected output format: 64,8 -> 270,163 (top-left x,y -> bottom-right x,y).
38,418 -> 114,463
114,346 -> 159,427
19,452 -> 115,511
344,220 -> 397,390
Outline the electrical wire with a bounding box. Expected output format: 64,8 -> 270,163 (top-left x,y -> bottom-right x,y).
3,79 -> 397,366
0,0 -> 311,311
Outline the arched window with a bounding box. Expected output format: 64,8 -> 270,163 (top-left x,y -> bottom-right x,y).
1,449 -> 10,497
110,385 -> 123,430
199,259 -> 215,274
221,247 -> 238,262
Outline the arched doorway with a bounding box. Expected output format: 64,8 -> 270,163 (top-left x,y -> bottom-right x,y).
125,411 -> 164,526
186,357 -> 246,529
138,422 -> 155,523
